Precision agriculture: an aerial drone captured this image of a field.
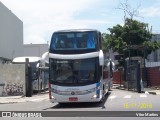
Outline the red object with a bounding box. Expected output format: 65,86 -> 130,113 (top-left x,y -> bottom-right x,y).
143,67 -> 160,86
69,97 -> 78,102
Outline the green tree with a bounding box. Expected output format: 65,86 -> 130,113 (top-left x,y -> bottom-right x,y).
103,18 -> 160,60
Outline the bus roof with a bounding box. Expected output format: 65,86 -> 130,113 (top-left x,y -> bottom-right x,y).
12,57 -> 41,63
53,29 -> 100,33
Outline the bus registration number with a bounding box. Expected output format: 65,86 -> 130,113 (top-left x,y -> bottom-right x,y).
69,97 -> 78,101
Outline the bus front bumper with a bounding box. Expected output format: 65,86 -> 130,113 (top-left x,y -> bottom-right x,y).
50,93 -> 103,103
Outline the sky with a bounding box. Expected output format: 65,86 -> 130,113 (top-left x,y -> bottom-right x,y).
1,0 -> 160,44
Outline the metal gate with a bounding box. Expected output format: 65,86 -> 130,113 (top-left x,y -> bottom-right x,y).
125,60 -> 141,93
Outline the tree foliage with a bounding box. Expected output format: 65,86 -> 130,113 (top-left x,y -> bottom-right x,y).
103,18 -> 160,59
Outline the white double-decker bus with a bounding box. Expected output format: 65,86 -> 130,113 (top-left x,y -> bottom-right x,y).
49,29 -> 110,103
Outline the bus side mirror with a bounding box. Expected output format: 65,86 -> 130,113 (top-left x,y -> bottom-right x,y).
107,60 -> 115,78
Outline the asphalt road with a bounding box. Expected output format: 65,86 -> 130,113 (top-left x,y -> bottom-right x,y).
0,89 -> 160,120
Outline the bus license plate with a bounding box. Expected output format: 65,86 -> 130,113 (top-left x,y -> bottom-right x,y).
69,97 -> 78,101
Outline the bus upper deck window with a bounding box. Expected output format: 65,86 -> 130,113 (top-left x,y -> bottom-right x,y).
77,34 -> 87,48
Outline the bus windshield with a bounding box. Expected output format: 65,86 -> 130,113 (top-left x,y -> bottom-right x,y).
49,58 -> 99,85
50,32 -> 97,50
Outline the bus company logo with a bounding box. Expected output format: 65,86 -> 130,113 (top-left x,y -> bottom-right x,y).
71,91 -> 75,95
66,88 -> 79,91
2,112 -> 12,117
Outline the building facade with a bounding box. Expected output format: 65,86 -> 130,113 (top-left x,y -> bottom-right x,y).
23,44 -> 49,57
147,34 -> 160,62
0,2 -> 23,63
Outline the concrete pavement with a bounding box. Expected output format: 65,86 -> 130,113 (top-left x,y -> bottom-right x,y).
113,84 -> 160,95
0,86 -> 160,104
0,92 -> 49,104
143,88 -> 160,95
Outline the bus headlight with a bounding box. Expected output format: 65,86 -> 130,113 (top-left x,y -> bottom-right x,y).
86,86 -> 100,94
87,88 -> 96,93
51,95 -> 56,100
91,94 -> 98,99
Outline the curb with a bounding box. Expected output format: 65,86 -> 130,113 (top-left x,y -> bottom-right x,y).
148,91 -> 158,95
141,91 -> 157,95
142,90 -> 160,95
0,93 -> 49,104
114,86 -> 160,95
